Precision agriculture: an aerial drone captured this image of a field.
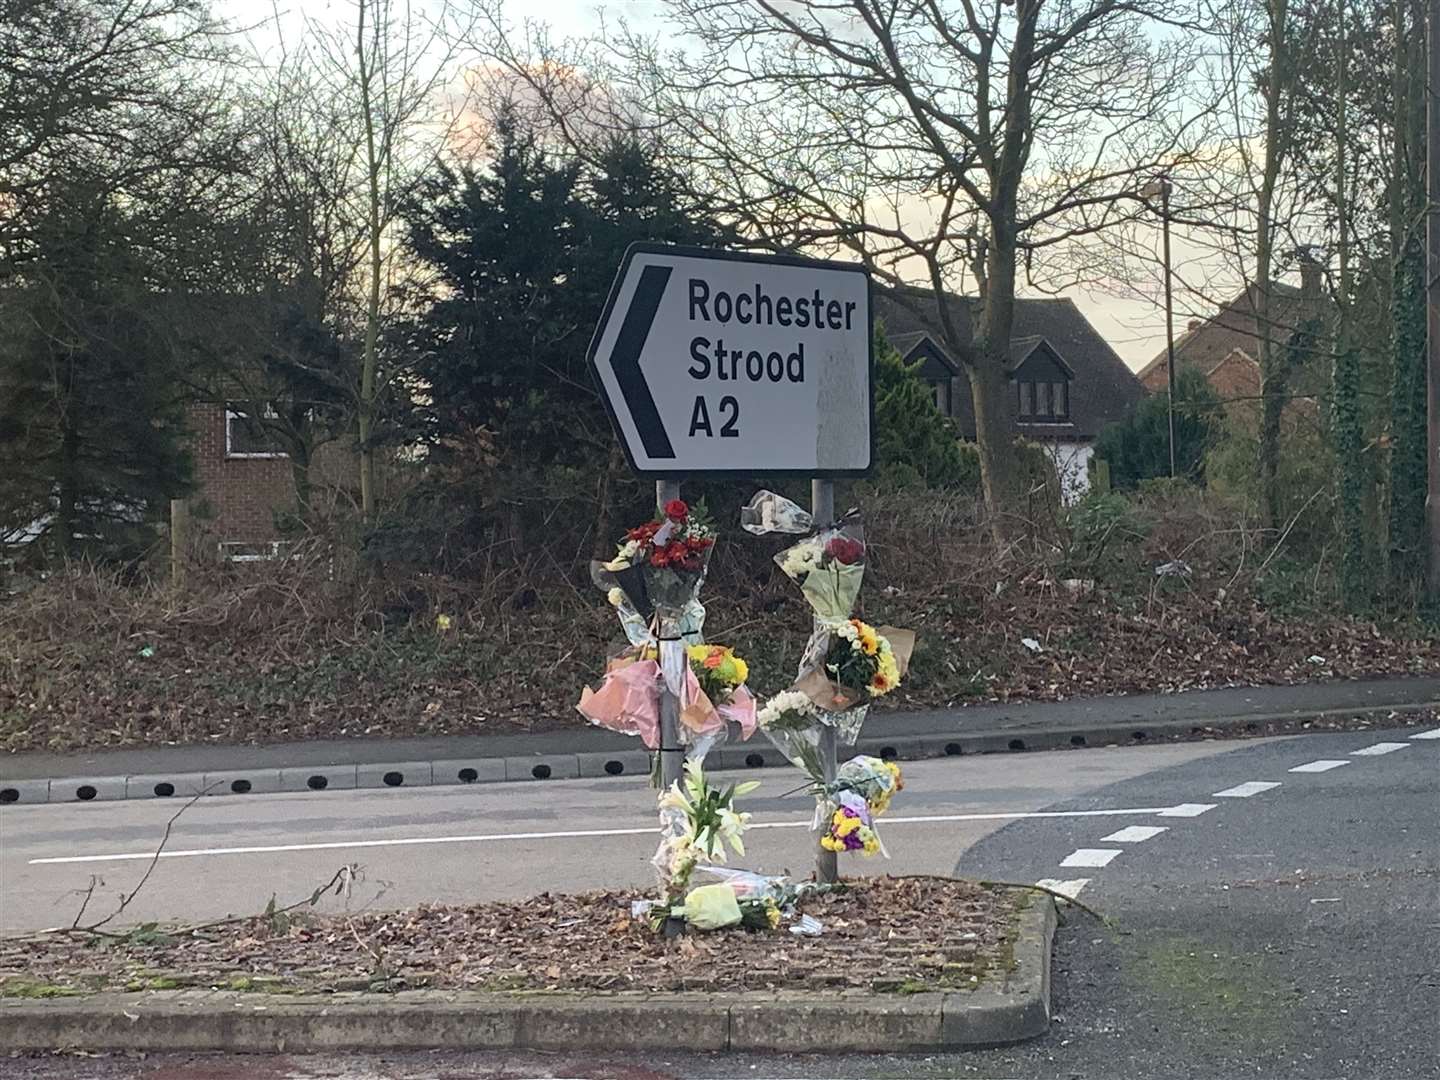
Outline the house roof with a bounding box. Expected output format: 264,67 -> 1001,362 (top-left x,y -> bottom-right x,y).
1008,335 -> 1075,378
1135,280 -> 1322,389
875,286 -> 1145,441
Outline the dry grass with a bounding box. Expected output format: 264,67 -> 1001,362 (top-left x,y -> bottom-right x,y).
4,490 -> 1436,755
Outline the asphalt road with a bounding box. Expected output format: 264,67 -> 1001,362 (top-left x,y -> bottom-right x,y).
2,738 -> 1246,931
4,726 -> 1438,1079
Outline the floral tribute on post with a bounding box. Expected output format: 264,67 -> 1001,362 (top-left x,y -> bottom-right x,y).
747,490 -> 916,869
576,499 -> 756,762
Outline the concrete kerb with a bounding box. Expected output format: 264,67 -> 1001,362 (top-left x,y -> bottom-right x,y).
0,778 -> 49,805
0,897 -> 1056,1054
4,700 -> 1433,810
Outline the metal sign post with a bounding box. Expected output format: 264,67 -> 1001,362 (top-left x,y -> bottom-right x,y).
811,477 -> 839,885
656,478 -> 685,793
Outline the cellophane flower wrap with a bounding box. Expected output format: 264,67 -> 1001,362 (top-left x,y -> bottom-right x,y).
757,690 -> 826,783
651,760 -> 758,929
775,514 -> 866,624
581,501 -> 753,762
595,498 -> 715,626
818,755 -> 903,858
684,643 -> 758,741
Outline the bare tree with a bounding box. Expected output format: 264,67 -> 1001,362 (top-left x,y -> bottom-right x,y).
473,0 -> 1202,537
306,0 -> 473,520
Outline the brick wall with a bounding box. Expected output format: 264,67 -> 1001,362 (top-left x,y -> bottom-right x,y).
187,403 -> 296,544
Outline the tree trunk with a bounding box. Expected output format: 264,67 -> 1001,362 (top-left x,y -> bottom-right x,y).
290,447 -> 314,529
57,410 -> 78,559
1256,0 -> 1289,529
591,442 -> 625,562
967,222 -> 1021,544
1385,0 -> 1427,596
357,0 -> 381,522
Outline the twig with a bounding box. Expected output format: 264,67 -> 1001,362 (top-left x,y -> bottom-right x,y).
979,879 -> 1107,922
182,864 -> 359,935
76,784 -> 213,933
889,872 -> 1105,921
1258,486 -> 1326,575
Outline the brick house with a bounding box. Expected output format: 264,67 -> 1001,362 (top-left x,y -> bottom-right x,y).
185,401 -> 355,557
876,287 -> 1147,501
1134,264 -> 1326,426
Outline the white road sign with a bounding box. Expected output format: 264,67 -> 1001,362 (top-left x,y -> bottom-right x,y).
588,244 -> 873,476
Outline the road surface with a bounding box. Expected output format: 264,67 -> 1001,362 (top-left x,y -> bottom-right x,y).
3,726 -> 1437,1079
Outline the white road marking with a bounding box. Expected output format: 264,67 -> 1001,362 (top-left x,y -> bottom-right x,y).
1060,848 -> 1122,868
1158,803 -> 1217,817
1410,728 -> 1440,740
1035,877 -> 1091,900
1213,781 -> 1281,798
1100,825 -> 1168,843
27,805 -> 1181,866
1351,742 -> 1411,756
1288,760 -> 1351,773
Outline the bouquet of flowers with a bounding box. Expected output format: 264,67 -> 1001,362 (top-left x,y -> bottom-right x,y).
774,512 -> 866,623
682,643 -> 757,739
597,499 -> 715,620
650,760 -> 760,930
823,618 -> 903,698
757,690 -> 826,781
818,756 -> 902,858
835,754 -> 904,816
820,793 -> 882,856
654,759 -> 758,894
688,643 -> 749,705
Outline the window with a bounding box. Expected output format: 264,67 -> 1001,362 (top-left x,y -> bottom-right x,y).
1015,379 -> 1070,422
930,380 -> 951,416
219,540 -> 293,562
225,404 -> 288,458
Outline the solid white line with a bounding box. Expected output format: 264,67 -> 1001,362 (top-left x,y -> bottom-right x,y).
27,805 -> 1182,866
1100,825 -> 1168,843
1351,742 -> 1411,756
1213,781 -> 1281,798
1288,760 -> 1351,774
1060,848 -> 1121,868
1035,877 -> 1091,900
1157,803 -> 1216,817
1410,728 -> 1440,740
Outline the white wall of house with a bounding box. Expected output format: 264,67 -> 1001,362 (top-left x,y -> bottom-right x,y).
1047,441 -> 1093,505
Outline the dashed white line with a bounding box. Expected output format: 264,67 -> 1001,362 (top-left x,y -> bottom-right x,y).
1060,848 -> 1122,868
1213,781 -> 1281,798
1100,825 -> 1168,843
1410,728 -> 1440,740
1351,742 -> 1411,756
1035,877 -> 1091,900
1158,803 -> 1217,817
1289,760 -> 1351,773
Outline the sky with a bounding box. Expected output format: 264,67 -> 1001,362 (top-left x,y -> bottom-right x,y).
218,0 -> 1200,372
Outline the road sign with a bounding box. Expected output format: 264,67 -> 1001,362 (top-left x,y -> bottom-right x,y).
588,244 -> 873,476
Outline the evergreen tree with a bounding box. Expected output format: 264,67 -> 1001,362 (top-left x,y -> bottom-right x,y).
0,183 -> 192,559
1094,368 -> 1226,490
401,110 -> 587,462
401,117 -> 738,467
871,330 -> 972,491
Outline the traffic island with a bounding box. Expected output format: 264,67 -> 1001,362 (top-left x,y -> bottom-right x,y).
0,878 -> 1056,1053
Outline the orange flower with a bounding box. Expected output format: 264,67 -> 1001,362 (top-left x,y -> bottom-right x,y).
703,651 -> 724,669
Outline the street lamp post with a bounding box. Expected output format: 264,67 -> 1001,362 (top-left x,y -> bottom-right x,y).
1142,175 -> 1177,478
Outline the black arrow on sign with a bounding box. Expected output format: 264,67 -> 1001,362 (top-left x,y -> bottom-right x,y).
608,263 -> 675,459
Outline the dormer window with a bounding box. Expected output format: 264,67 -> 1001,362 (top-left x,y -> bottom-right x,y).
1017,378 -> 1068,421
1009,338 -> 1073,424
